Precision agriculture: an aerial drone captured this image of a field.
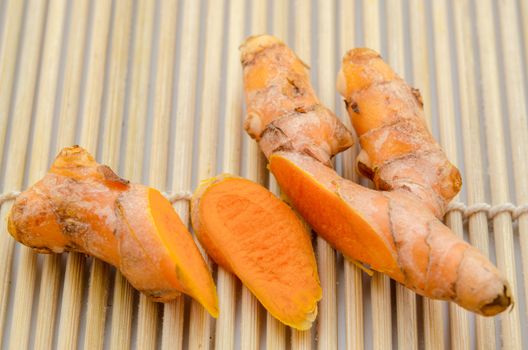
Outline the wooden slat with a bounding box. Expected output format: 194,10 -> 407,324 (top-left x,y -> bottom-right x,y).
316,1 -> 337,349
78,2 -> 114,348
123,0 -> 158,348
362,2 -> 392,349
188,1 -> 226,348
241,0 -> 270,349
242,0 -> 278,350
125,0 -> 157,349
520,0 -> 528,68
58,0 -> 113,347
8,1 -> 66,348
474,1 -> 522,348
0,0 -> 47,347
47,2 -> 90,349
101,1 -> 135,347
103,1 -> 148,349
338,1 -> 364,349
291,2 -> 313,348
430,2 -> 470,349
214,0 -> 246,349
452,1 -> 497,348
497,0 -> 528,337
407,1 -> 445,347
160,0 -> 201,348
386,1 -> 419,349
264,0 -> 289,348
141,1 -> 180,348
0,0 -> 24,167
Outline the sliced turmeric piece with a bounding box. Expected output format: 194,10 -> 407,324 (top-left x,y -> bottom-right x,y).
8,146 -> 218,317
240,34 -> 512,316
191,175 -> 322,330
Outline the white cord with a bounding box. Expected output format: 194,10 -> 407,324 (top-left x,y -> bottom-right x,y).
162,191 -> 193,202
2,190 -> 527,221
446,201 -> 528,220
0,191 -> 21,207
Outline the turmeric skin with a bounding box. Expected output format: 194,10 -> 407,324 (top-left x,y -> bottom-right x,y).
240,35 -> 512,316
241,35 -> 353,166
337,48 -> 462,218
191,175 -> 321,330
8,146 -> 218,317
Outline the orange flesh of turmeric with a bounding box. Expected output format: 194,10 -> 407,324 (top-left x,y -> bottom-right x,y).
8,146 -> 218,317
191,175 -> 321,330
241,35 -> 512,316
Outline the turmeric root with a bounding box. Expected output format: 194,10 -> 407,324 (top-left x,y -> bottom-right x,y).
191,175 -> 321,330
240,35 -> 512,316
8,146 -> 218,317
241,35 -> 353,166
337,48 -> 462,218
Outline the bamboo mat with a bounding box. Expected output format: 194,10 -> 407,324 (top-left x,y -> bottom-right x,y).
0,0 -> 527,349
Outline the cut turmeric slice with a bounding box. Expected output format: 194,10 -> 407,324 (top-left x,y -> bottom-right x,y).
8,146 -> 218,317
240,34 -> 512,316
191,175 -> 322,330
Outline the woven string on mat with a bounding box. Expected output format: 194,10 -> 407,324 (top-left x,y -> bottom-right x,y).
0,190 -> 527,221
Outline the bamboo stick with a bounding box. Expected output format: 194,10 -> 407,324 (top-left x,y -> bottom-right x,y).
121,0 -> 158,348
188,1 -> 226,348
0,0 -> 47,346
386,1 -> 418,349
0,0 -> 24,167
57,0 -> 113,346
139,1 -> 181,348
291,1 -> 313,348
407,1 -> 446,347
101,1 -> 135,347
76,2 -> 113,349
430,2 -> 470,349
497,0 -> 528,330
8,1 -> 66,349
452,1 -> 497,348
213,0 -> 246,349
41,2 -> 90,350
315,0 -> 337,349
239,1 -> 269,349
261,0 -> 290,348
520,0 -> 528,68
160,0 -> 201,348
338,2 -> 364,349
362,2 -> 392,349
57,0 -> 112,335
474,1 -> 522,348
272,0 -> 287,42
84,1 -> 132,349
408,0 -> 432,127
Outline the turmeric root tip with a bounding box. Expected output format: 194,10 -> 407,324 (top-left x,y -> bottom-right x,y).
191,175 -> 322,330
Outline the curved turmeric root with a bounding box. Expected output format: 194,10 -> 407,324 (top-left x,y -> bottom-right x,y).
240,35 -> 512,316
337,48 -> 462,218
241,34 -> 353,166
191,175 -> 321,330
270,152 -> 511,316
8,146 -> 218,317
